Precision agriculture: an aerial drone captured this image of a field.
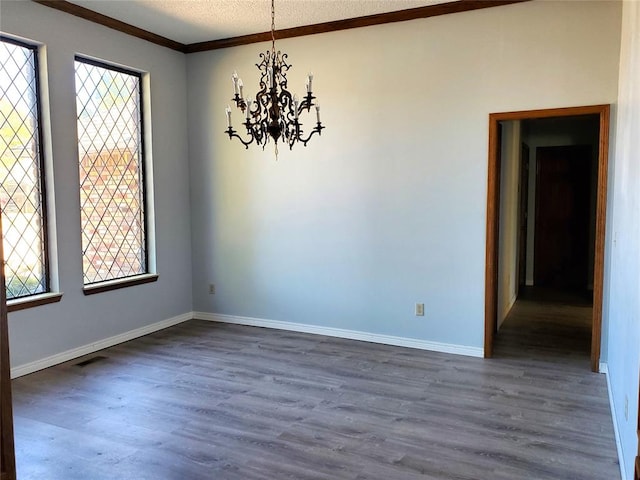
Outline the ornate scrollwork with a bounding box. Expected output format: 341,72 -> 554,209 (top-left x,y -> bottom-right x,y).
224,0 -> 324,152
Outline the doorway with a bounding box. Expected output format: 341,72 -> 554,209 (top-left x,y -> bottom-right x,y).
534,145 -> 592,291
484,105 -> 610,372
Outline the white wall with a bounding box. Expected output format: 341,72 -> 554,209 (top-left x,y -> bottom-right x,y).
0,0 -> 626,375
497,121 -> 521,328
0,3 -> 635,472
605,1 -> 640,478
1,1 -> 193,369
188,1 -> 621,350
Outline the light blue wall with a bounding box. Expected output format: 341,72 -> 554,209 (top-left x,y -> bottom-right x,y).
2,1 -> 193,368
605,1 -> 640,477
0,1 -> 635,472
187,1 -> 621,350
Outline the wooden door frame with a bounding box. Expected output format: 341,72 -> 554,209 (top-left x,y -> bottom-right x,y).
635,368 -> 640,480
484,104 -> 610,372
0,211 -> 16,479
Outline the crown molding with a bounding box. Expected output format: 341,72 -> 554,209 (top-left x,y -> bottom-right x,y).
186,0 -> 530,53
32,0 -> 187,52
32,0 -> 531,54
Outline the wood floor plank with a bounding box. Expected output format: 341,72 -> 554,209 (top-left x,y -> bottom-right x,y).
11,298 -> 620,479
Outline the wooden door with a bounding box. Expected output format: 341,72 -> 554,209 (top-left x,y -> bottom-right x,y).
0,213 -> 16,480
635,372 -> 640,480
534,145 -> 592,291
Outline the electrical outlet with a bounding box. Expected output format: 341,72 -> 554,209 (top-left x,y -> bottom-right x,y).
209,284 -> 216,295
415,303 -> 424,316
624,395 -> 629,421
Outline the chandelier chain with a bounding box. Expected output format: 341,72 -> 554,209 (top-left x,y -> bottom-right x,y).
271,0 -> 276,55
272,0 -> 277,159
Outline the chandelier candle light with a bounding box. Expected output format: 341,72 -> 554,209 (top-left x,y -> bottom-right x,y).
224,0 -> 324,153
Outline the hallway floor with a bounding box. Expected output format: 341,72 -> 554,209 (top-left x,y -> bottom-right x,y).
494,287 -> 593,370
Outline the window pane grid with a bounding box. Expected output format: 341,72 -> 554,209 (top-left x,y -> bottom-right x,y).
0,38 -> 48,299
75,59 -> 146,285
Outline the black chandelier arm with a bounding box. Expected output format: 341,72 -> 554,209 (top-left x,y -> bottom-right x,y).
298,92 -> 316,112
226,120 -> 323,151
297,122 -> 325,147
225,124 -> 257,149
278,120 -> 324,150
232,93 -> 247,112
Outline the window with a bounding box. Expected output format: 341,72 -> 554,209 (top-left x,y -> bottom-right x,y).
75,57 -> 149,287
0,37 -> 49,300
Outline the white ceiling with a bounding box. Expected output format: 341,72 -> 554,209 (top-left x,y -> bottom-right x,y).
66,0 -> 448,45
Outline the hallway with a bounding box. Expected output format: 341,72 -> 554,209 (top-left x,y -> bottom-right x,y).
494,288 -> 593,370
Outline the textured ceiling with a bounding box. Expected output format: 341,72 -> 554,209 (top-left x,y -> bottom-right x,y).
66,0 -> 447,44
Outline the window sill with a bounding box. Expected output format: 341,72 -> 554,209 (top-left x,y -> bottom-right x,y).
7,292 -> 63,312
83,274 -> 159,296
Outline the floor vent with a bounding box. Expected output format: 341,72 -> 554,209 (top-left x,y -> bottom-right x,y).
75,356 -> 108,367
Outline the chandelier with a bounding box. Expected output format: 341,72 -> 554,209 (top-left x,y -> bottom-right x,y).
224,0 -> 324,152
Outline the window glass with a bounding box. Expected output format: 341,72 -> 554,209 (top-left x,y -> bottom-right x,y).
0,37 -> 48,299
75,58 -> 147,285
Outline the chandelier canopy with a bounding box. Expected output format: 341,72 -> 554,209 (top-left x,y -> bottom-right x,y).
224,0 -> 324,152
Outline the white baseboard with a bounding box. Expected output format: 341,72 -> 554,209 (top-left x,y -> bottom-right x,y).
11,311 -> 483,378
601,362 -> 628,480
9,310 -> 624,476
11,312 -> 192,378
195,312 -> 484,358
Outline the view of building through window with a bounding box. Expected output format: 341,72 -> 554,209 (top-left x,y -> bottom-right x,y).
0,38 -> 48,300
75,58 -> 147,285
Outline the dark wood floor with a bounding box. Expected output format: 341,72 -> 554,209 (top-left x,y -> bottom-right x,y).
11,300 -> 619,479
